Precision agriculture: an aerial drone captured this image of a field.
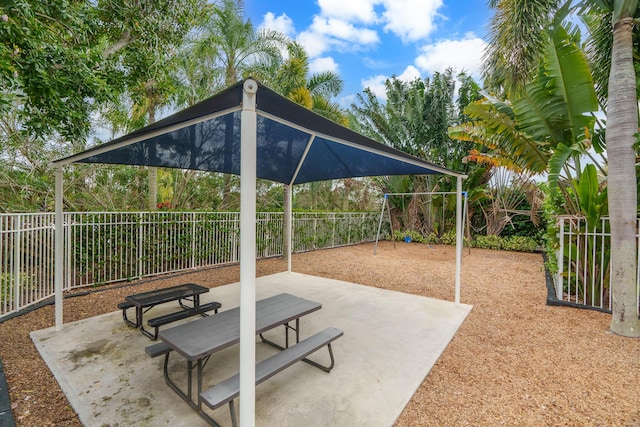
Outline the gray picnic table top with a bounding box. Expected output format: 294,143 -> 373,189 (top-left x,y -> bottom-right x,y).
158,293 -> 322,361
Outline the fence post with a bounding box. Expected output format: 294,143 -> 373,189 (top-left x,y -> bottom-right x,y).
137,212 -> 144,278
314,215 -> 318,250
12,215 -> 21,311
191,212 -> 196,269
331,213 -> 336,246
556,217 -> 564,300
65,213 -> 71,290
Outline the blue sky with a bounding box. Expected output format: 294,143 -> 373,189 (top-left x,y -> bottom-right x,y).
245,0 -> 492,107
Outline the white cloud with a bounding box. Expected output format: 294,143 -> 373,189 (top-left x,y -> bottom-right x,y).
309,56 -> 340,74
316,17 -> 379,44
260,12 -> 295,37
415,35 -> 487,78
298,16 -> 379,57
361,74 -> 388,98
317,0 -> 379,24
338,93 -> 357,109
297,30 -> 331,57
293,0 -> 446,65
397,65 -> 421,82
381,0 -> 443,43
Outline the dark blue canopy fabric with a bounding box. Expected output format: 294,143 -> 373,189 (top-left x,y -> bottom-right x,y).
54,80 -> 462,184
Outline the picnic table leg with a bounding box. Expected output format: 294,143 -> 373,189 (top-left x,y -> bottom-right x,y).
196,359 -> 203,409
179,294 -> 198,310
121,306 -> 138,328
260,317 -> 301,350
196,358 -> 226,426
163,352 -> 191,403
229,401 -> 238,427
135,306 -> 143,331
138,319 -> 159,340
162,352 -> 222,426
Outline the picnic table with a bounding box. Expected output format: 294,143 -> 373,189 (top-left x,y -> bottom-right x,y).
120,283 -> 220,339
150,293 -> 341,426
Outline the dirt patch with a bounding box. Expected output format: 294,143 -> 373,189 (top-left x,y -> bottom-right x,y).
1,241 -> 639,426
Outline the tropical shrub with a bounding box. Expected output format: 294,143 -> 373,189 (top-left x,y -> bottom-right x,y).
473,234 -> 502,250
501,235 -> 540,252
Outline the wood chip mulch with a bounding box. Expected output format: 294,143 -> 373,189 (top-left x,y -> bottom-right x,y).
1,241 -> 639,426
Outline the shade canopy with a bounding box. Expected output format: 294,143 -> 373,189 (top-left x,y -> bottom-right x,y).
53,79 -> 462,183
53,79 -> 465,427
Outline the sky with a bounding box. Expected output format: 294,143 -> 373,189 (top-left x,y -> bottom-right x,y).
244,0 -> 492,108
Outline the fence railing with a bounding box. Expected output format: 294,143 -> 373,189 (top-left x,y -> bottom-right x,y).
0,211 -> 382,319
555,215 -> 639,312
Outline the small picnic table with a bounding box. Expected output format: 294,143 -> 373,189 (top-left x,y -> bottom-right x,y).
123,283 -> 213,339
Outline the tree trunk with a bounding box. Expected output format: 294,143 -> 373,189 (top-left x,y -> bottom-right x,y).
606,16 -> 640,337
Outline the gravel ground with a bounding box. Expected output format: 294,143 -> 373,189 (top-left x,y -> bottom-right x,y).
1,241 -> 639,426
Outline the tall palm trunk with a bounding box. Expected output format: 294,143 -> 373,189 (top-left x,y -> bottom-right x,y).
606,15 -> 640,337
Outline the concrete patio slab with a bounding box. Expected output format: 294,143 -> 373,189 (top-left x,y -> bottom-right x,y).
31,272 -> 471,427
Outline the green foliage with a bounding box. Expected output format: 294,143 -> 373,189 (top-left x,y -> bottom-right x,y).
351,69 -> 483,171
454,22 -> 598,191
473,234 -> 503,250
393,230 -> 427,244
500,235 -> 540,252
541,182 -> 563,274
0,273 -> 13,303
0,271 -> 36,314
440,230 -> 457,246
0,1 -> 109,139
266,41 -> 347,124
398,229 -> 541,253
350,71 -> 491,241
482,0 -> 559,95
576,163 -> 607,231
1,0 -> 208,140
182,0 -> 286,92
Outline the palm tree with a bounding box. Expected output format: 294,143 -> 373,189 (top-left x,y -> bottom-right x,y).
192,0 -> 286,88
599,0 -> 640,336
268,41 -> 346,124
482,0 -> 640,336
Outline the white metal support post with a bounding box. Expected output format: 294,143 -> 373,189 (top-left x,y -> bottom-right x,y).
286,184 -> 293,273
455,176 -> 463,305
54,166 -> 64,330
239,79 -> 258,427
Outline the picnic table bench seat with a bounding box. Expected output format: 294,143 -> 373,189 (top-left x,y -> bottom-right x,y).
199,327 -> 343,427
145,341 -> 172,358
